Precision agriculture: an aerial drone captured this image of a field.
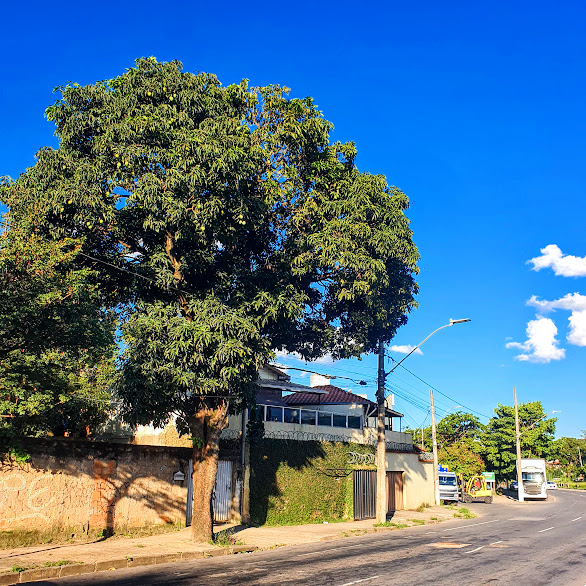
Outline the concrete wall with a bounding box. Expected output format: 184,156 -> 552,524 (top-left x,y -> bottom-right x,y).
0,439 -> 191,533
386,451 -> 435,510
262,420 -> 413,447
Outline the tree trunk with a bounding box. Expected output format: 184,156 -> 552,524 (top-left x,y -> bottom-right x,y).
189,402 -> 228,542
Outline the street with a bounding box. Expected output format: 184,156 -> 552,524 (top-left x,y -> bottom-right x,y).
35,489 -> 586,586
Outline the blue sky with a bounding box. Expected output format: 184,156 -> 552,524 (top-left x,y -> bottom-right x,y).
2,1 -> 584,437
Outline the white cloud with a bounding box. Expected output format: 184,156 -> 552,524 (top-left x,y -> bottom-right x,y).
527,293 -> 586,347
389,344 -> 423,356
527,292 -> 586,313
313,353 -> 334,365
568,310 -> 586,346
274,349 -> 303,361
505,316 -> 565,363
528,245 -> 586,277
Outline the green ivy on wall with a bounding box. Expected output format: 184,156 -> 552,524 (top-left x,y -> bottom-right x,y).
249,439 -> 375,526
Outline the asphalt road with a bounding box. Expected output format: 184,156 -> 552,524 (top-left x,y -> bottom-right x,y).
33,489 -> 586,586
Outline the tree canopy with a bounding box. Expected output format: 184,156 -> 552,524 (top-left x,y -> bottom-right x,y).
2,58 -> 419,539
0,223 -> 115,437
480,401 -> 556,479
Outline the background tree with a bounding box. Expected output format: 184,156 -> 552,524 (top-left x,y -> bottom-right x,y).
0,222 -> 115,438
549,436 -> 586,481
438,443 -> 485,477
2,58 -> 419,541
436,411 -> 484,447
481,401 -> 556,480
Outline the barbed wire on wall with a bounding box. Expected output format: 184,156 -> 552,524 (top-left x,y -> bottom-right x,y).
220,429 -> 242,440
418,451 -> 434,461
262,429 -> 352,443
347,451 -> 375,465
259,429 -> 415,453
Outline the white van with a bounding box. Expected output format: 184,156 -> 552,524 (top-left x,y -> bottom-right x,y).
439,471 -> 459,503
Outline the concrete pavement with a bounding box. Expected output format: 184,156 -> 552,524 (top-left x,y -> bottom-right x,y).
0,503 -> 471,585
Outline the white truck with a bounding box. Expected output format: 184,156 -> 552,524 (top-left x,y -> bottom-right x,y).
438,469 -> 459,503
518,458 -> 547,500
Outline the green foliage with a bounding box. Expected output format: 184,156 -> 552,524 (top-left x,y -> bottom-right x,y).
407,411 -> 486,475
549,436 -> 586,466
436,412 -> 485,447
2,57 -> 419,539
452,507 -> 475,519
210,529 -> 244,547
0,225 -> 116,437
481,401 -> 556,479
249,439 -> 374,525
11,565 -> 29,573
3,58 -> 419,431
438,442 -> 485,477
374,521 -> 408,528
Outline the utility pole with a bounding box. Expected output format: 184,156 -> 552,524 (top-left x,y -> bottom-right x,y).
514,387 -> 524,503
430,388 -> 440,506
374,319 -> 470,524
376,340 -> 387,524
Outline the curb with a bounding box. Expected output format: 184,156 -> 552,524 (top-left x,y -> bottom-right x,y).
0,546 -> 258,585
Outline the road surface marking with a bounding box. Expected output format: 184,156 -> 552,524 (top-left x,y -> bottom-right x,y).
571,517 -> 582,522
465,546 -> 484,553
489,540 -> 504,545
443,520 -> 499,531
424,531 -> 438,534
538,526 -> 554,532
338,576 -> 380,586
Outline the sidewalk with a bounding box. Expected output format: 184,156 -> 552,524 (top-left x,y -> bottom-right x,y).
0,503 -> 471,585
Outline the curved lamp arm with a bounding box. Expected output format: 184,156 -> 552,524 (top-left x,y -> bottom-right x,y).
385,318 -> 470,378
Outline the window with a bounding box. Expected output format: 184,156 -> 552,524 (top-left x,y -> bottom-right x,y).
439,475 -> 457,486
347,415 -> 361,429
284,408 -> 300,424
266,406 -> 283,422
333,414 -> 347,428
300,410 -> 316,425
318,412 -> 332,427
522,473 -> 545,483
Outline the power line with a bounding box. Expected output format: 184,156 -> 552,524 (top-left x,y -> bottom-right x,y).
78,251 -> 195,297
385,353 -> 490,420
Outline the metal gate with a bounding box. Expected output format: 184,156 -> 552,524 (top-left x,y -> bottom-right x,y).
386,471 -> 404,512
212,460 -> 233,522
353,469 -> 376,520
186,459 -> 234,525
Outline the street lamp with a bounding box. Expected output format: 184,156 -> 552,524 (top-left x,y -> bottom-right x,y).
375,318 -> 471,522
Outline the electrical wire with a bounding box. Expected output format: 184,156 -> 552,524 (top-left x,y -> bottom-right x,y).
385,353 -> 490,420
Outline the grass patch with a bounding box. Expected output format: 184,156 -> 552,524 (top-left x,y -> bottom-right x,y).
43,560 -> 79,567
410,519 -> 425,525
0,522 -> 184,550
373,522 -> 408,529
210,529 -> 244,547
414,503 -> 430,512
430,516 -> 438,520
11,565 -> 31,573
0,529 -> 82,550
113,522 -> 184,539
453,507 -> 476,519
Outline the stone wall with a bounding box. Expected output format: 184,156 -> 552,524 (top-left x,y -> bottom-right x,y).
0,439 -> 192,533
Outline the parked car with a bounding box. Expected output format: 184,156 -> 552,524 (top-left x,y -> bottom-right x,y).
510,481 -> 518,490
546,481 -> 557,490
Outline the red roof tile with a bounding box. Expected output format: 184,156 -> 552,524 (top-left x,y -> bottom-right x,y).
283,385 -> 373,406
